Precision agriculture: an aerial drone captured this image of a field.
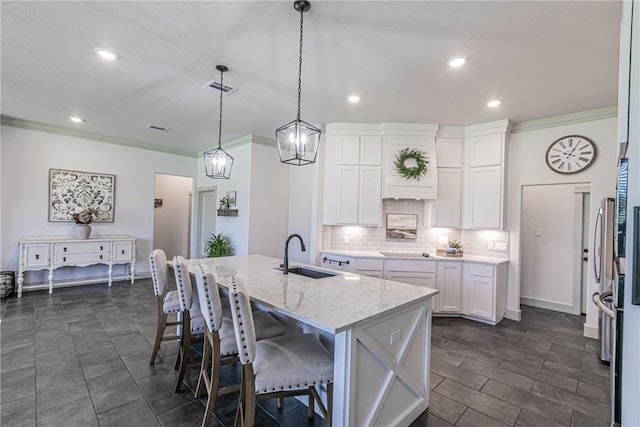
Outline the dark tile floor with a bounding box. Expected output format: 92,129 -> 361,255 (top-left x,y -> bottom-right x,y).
1,279 -> 611,426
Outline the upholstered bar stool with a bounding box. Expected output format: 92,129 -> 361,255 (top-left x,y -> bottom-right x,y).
148,249 -> 181,365
193,265 -> 285,427
228,277 -> 334,427
172,255 -> 207,392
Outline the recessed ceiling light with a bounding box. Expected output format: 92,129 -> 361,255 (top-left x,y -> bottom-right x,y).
448,56 -> 467,68
69,116 -> 84,123
487,100 -> 502,107
348,95 -> 361,103
95,48 -> 117,60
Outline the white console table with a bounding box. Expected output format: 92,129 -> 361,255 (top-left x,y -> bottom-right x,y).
17,235 -> 136,297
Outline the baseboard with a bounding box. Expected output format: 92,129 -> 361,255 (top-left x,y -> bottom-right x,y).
520,296 -> 578,315
505,308 -> 521,321
583,323 -> 599,340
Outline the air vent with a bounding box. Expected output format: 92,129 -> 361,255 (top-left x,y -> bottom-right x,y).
145,124 -> 170,132
204,80 -> 237,95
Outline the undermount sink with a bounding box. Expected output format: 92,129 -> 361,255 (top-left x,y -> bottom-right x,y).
379,252 -> 430,258
277,266 -> 341,279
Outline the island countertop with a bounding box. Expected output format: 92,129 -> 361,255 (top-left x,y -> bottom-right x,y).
184,254 -> 438,334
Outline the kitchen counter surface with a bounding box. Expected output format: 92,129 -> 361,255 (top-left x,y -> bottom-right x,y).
184,254 -> 438,334
320,249 -> 509,265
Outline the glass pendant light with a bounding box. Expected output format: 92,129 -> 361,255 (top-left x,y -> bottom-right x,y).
275,0 -> 320,166
204,65 -> 234,179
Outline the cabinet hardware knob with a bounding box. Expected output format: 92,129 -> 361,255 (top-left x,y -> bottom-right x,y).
63,247 -> 67,252
583,248 -> 589,253
100,246 -> 103,251
121,250 -> 125,255
63,257 -> 67,262
35,254 -> 40,260
583,257 -> 589,262
99,255 -> 103,260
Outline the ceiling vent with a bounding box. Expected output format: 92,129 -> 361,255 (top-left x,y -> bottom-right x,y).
204,79 -> 237,95
145,124 -> 170,132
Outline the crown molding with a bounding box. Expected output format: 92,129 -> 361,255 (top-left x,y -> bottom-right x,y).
511,105 -> 617,133
1,116 -> 197,158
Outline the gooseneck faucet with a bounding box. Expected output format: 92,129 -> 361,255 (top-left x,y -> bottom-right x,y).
283,234 -> 306,274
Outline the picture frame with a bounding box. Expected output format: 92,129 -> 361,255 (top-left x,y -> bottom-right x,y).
386,213 -> 418,239
226,191 -> 237,206
48,168 -> 115,222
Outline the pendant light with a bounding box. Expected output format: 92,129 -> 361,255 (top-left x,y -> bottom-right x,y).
276,0 -> 320,166
204,65 -> 234,179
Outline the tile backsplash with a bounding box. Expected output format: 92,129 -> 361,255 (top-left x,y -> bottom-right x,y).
323,199 -> 509,259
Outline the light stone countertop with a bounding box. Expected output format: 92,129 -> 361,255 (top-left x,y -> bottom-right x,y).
184,254 -> 438,334
319,250 -> 509,266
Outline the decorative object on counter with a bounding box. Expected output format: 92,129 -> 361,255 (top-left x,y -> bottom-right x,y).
275,0 -> 321,166
394,147 -> 429,180
545,135 -> 597,174
204,65 -> 234,179
436,239 -> 463,257
204,233 -> 234,257
386,213 -> 418,239
49,168 -> 115,222
225,191 -> 236,206
72,208 -> 99,239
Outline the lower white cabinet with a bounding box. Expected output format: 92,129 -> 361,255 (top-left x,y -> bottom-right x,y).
385,271 -> 437,288
384,259 -> 437,289
462,262 -> 507,323
436,262 -> 462,313
18,235 -> 136,297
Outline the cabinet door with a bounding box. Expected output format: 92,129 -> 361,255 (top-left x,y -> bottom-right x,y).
465,165 -> 502,229
360,136 -> 382,165
359,167 -> 382,225
464,273 -> 495,320
386,272 -> 436,288
432,168 -> 461,227
337,166 -> 359,224
22,244 -> 50,269
113,241 -> 134,262
437,263 -> 462,312
337,135 -> 360,164
467,134 -> 502,167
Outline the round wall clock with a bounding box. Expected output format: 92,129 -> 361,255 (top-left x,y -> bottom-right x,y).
545,135 -> 597,174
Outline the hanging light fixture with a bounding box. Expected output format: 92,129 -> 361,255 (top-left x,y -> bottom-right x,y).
276,0 -> 320,166
204,65 -> 234,179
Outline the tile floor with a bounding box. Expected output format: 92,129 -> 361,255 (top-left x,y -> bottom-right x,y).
1,279 -> 610,426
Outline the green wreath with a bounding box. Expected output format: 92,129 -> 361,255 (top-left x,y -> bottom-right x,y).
394,148 -> 429,180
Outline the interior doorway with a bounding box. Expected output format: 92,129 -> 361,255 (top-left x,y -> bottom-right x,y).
153,174 -> 193,259
520,183 -> 590,314
193,187 -> 218,258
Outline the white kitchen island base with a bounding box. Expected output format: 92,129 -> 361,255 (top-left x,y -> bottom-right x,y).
333,299 -> 432,426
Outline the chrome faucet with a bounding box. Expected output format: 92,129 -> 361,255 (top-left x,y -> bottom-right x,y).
283,234 -> 306,274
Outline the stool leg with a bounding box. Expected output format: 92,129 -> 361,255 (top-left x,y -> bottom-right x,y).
308,386 -> 315,419
201,331 -> 221,427
149,298 -> 165,365
195,330 -> 211,398
174,313 -> 191,392
326,383 -> 333,427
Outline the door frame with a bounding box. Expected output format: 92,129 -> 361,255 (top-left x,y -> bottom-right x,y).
192,186 -> 218,259
574,185 -> 591,315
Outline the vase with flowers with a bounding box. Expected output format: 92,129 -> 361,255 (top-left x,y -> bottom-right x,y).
72,208 -> 99,239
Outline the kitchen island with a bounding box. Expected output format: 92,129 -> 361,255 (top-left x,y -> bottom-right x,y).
185,254 -> 438,427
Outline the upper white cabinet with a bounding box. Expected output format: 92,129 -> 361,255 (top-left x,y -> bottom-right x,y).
381,124 -> 439,200
432,136 -> 463,227
462,120 -> 510,229
324,125 -> 383,226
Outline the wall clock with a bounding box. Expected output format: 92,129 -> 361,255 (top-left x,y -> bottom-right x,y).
545,135 -> 597,174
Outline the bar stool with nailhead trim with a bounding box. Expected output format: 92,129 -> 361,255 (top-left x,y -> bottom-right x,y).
193,265 -> 285,427
228,276 -> 334,427
148,249 -> 181,365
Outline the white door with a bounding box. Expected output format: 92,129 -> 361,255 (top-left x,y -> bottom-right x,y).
194,188 -> 217,258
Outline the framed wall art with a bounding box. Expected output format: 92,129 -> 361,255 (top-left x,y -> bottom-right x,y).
226,191 -> 237,206
49,168 -> 115,222
386,213 -> 418,239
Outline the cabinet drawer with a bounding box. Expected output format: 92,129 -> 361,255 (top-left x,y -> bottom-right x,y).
466,263 -> 494,278
354,258 -> 383,271
54,252 -> 107,264
113,241 -> 134,261
385,259 -> 437,273
23,244 -> 50,268
54,242 -> 110,254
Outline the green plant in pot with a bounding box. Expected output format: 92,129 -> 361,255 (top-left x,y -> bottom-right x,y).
204,233 -> 234,257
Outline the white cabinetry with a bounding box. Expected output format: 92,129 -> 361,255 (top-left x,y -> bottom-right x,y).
436,262 -> 462,313
384,259 -> 437,288
382,124 -> 439,199
324,126 -> 382,226
319,253 -> 384,278
17,235 -> 136,297
463,262 -> 506,323
432,136 -> 463,227
462,121 -> 510,229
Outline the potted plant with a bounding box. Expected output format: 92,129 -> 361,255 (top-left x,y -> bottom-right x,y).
204,233 -> 234,257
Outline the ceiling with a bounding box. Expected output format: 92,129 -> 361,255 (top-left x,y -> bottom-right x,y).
1,1 -> 622,157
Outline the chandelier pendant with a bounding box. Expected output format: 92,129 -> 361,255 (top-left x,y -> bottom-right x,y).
204,65 -> 234,179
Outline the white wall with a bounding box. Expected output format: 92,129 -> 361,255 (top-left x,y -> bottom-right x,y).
153,174 -> 193,260
520,184 -> 586,312
508,117 -> 618,333
0,125 -> 196,284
